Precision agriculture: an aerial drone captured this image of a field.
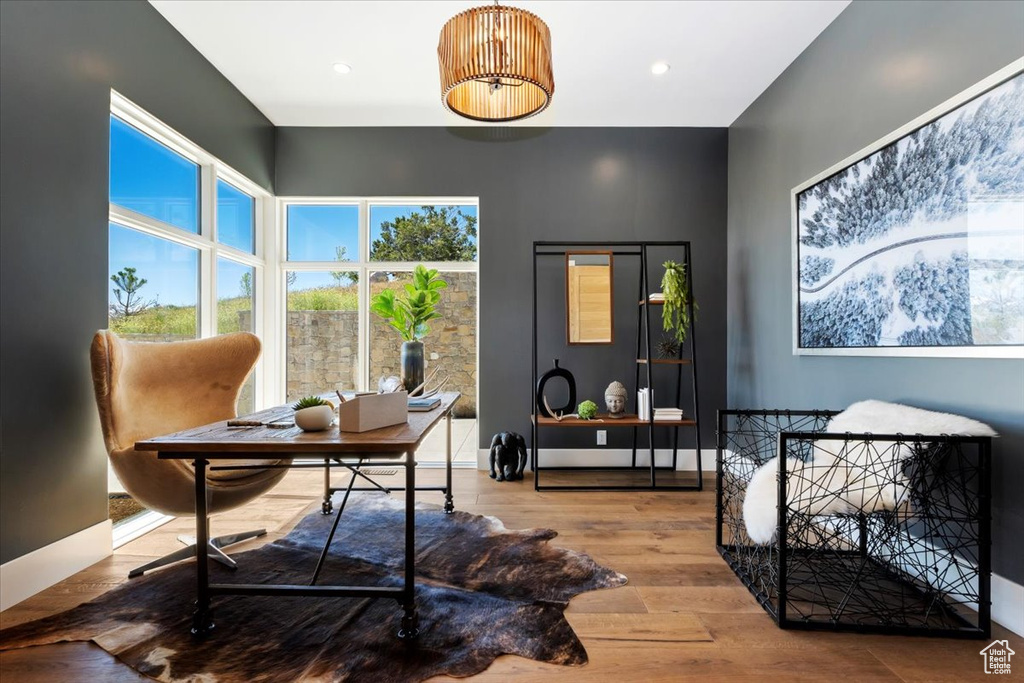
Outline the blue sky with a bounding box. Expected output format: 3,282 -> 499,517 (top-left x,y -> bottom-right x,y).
217,179 -> 255,253
286,204 -> 359,261
109,116 -> 198,233
109,115 -> 478,307
109,223 -> 197,307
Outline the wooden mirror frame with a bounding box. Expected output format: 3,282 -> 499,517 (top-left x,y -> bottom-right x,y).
565,250 -> 614,345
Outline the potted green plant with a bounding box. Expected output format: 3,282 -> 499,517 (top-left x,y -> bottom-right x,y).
660,260 -> 696,344
292,396 -> 335,431
370,264 -> 448,393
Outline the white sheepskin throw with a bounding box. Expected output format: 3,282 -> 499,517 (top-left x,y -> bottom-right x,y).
742,400 -> 996,544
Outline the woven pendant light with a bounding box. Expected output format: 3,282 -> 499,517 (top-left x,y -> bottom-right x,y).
437,1 -> 554,122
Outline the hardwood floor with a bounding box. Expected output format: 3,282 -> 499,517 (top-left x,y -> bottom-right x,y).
1,468 -> 1019,682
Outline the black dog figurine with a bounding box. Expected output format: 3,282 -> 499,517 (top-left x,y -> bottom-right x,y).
488,432 -> 528,482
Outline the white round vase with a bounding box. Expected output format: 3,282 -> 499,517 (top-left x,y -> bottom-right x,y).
294,405 -> 335,431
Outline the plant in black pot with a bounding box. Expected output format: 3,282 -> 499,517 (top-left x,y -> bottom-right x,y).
370,265 -> 448,393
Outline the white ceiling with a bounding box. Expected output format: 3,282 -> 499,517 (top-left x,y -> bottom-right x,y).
150,0 -> 849,127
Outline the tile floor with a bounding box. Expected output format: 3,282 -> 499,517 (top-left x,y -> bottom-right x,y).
414,418 -> 478,464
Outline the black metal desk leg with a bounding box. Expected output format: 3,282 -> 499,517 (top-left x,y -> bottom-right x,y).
191,457 -> 213,637
444,411 -> 454,514
322,457 -> 333,515
398,450 -> 419,639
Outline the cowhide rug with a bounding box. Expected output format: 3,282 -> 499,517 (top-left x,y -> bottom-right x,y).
0,493 -> 626,682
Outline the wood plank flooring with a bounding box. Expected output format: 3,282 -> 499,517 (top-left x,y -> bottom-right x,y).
1,468 -> 1020,682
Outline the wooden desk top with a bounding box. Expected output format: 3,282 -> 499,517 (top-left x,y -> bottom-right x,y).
137,392 -> 460,457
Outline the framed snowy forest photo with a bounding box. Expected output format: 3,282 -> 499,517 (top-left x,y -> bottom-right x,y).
793,61 -> 1024,358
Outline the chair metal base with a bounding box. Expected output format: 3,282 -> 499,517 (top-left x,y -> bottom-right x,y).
127,528 -> 267,578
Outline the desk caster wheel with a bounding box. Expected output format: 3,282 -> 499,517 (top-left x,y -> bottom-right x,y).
321,500 -> 333,515
190,609 -> 215,638
398,613 -> 419,640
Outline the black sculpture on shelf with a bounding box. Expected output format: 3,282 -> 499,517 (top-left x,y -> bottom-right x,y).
535,359 -> 576,418
488,432 -> 528,482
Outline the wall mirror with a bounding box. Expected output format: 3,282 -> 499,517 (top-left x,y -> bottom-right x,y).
566,251 -> 613,344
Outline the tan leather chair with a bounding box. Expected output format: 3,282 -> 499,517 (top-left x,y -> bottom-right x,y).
91,330 -> 289,577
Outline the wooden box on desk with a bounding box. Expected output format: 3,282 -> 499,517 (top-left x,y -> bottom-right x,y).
338,391 -> 409,432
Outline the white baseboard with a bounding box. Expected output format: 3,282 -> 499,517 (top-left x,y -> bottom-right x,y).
0,520 -> 112,611
992,573 -> 1024,637
839,519 -> 1023,637
477,447 -> 718,471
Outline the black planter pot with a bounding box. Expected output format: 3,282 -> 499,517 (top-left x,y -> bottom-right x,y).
401,341 -> 425,394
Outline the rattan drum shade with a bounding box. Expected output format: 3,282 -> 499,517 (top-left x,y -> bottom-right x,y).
438,3 -> 554,122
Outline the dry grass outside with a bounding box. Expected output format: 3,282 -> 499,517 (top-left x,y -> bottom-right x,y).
110,286 -> 366,337
108,494 -> 147,525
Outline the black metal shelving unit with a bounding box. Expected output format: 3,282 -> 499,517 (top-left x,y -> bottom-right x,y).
531,241 -> 703,491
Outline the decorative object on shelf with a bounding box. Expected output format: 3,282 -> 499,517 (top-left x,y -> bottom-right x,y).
370,265 -> 448,393
542,396 -> 577,422
437,0 -> 554,122
292,396 -> 335,432
636,387 -> 652,421
657,336 -> 680,359
566,251 -> 613,344
653,407 -> 683,422
660,260 -> 695,344
604,381 -> 628,418
536,358 -> 576,418
793,65 -> 1023,358
576,400 -> 598,421
488,431 -> 528,481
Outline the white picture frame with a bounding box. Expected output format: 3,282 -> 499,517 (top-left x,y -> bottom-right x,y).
791,58 -> 1024,359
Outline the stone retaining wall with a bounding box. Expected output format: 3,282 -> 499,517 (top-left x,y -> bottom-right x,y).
283,272 -> 477,417
122,272 -> 478,419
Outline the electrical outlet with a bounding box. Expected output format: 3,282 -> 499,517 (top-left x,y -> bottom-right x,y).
596,430 -> 607,446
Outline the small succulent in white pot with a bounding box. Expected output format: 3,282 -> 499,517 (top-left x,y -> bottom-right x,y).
292,396 -> 335,431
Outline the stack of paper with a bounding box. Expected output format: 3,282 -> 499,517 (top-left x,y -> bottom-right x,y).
653,407 -> 684,422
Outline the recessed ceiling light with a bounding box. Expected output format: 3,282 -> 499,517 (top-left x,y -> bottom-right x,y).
651,62 -> 671,76
333,63 -> 352,75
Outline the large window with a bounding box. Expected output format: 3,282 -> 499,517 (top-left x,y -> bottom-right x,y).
110,116 -> 199,233
106,93 -> 269,540
108,223 -> 199,339
281,201 -> 478,418
108,92 -> 268,401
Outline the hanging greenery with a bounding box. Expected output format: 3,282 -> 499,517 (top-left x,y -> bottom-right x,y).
660,260 -> 696,344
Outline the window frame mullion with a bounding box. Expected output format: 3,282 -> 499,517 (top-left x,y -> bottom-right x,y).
109,89 -> 273,409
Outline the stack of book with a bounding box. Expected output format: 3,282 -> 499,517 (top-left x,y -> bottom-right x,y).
653,407 -> 684,422
408,396 -> 441,412
648,292 -> 666,303
637,388 -> 652,420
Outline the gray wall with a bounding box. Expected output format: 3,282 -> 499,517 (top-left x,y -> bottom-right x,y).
277,127 -> 728,453
727,0 -> 1024,581
0,0 -> 274,564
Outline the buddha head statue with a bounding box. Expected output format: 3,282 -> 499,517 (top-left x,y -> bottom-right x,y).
604,381 -> 628,418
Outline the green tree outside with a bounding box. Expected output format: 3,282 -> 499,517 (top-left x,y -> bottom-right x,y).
371,206 -> 477,262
